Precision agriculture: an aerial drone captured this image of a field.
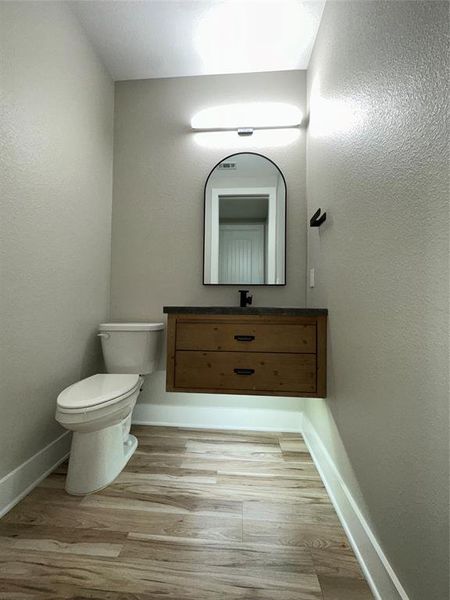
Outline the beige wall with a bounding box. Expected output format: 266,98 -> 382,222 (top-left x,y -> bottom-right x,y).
0,2 -> 114,478
305,2 -> 449,599
111,70 -> 307,411
111,70 -> 307,319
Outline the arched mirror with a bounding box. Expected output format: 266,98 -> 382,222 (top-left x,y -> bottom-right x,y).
203,152 -> 286,285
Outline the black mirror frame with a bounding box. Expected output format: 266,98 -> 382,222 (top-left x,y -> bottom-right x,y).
202,151 -> 287,287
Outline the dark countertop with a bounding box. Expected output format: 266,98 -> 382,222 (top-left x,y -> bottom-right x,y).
163,306 -> 328,316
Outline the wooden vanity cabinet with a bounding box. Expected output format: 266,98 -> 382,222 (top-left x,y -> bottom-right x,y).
165,312 -> 327,398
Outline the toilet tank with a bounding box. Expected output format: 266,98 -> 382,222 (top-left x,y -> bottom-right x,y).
98,323 -> 164,375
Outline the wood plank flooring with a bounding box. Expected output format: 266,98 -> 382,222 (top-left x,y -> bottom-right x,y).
0,426 -> 373,599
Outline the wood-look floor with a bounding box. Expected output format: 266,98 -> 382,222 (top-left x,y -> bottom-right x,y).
0,426 -> 373,599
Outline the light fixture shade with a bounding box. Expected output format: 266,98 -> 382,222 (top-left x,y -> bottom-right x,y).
193,129 -> 300,149
191,102 -> 303,130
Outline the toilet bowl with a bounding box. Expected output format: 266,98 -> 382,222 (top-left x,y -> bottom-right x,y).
55,322 -> 164,495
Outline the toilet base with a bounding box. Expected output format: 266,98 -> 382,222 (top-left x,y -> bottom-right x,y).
65,424 -> 137,495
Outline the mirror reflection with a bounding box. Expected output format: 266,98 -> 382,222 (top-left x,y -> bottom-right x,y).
203,153 -> 286,285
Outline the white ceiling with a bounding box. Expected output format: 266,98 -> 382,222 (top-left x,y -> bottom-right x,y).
220,196 -> 269,220
71,1 -> 325,81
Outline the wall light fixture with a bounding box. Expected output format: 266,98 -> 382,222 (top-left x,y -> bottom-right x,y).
191,102 -> 303,136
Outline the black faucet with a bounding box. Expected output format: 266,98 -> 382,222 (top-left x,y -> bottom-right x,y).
239,290 -> 253,308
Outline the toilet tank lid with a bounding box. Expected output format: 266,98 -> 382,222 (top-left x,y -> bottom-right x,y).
99,322 -> 164,332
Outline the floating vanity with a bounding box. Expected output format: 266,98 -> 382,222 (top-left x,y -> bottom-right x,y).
163,307 -> 328,398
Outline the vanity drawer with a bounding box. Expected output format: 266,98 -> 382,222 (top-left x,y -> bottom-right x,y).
174,351 -> 317,394
175,321 -> 316,353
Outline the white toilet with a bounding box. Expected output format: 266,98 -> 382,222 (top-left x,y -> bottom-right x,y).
55,322 -> 164,495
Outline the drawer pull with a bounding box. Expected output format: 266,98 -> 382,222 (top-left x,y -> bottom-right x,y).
233,368 -> 255,376
234,335 -> 255,342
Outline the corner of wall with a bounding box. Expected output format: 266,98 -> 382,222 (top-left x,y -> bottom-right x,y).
301,412 -> 410,600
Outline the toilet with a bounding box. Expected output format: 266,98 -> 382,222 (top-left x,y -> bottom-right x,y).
55,322 -> 164,495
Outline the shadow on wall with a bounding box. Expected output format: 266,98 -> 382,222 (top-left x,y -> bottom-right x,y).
79,331 -> 106,381
133,370 -> 306,432
302,321 -> 373,518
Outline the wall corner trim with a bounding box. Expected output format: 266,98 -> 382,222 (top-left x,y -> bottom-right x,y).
301,415 -> 410,600
0,432 -> 71,518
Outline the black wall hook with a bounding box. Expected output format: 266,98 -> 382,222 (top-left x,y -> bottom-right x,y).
310,208 -> 327,227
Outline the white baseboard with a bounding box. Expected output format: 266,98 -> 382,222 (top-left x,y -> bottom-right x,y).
0,432 -> 71,518
132,397 -> 304,433
301,415 -> 409,600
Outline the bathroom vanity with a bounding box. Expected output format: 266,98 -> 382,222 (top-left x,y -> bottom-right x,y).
163,307 -> 327,397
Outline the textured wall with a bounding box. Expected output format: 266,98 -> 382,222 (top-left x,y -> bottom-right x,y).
0,2 -> 114,478
111,71 -> 307,410
305,2 -> 449,598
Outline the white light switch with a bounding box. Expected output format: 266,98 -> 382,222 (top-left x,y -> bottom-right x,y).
309,268 -> 315,288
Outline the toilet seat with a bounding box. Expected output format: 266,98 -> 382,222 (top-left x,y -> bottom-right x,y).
57,374 -> 141,413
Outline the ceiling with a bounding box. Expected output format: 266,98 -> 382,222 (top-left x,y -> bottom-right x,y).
220,196 -> 269,221
71,1 -> 325,81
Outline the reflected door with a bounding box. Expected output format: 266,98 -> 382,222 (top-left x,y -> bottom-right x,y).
219,224 -> 265,284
